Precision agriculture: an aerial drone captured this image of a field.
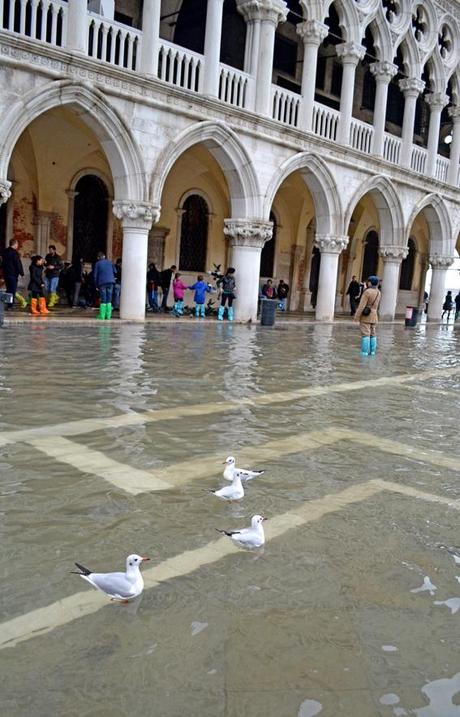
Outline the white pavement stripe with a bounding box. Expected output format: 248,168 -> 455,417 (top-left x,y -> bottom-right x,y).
27,437 -> 173,494
26,428 -> 344,495
338,429 -> 460,474
1,477 -> 457,651
1,365 -> 459,447
0,480 -> 384,651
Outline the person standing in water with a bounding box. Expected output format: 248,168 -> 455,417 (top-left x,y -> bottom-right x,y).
217,267 -> 236,321
355,275 -> 381,356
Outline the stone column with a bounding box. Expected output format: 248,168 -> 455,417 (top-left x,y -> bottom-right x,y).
447,106 -> 460,186
237,0 -> 288,116
203,0 -> 225,97
140,0 -> 162,76
399,78 -> 425,168
113,201 -> 160,321
314,234 -> 348,321
296,20 -> 328,132
65,189 -> 78,261
224,218 -> 273,322
427,256 -> 453,322
425,92 -> 449,177
35,212 -> 53,258
66,0 -> 88,54
370,61 -> 397,156
379,246 -> 407,320
336,43 -> 365,145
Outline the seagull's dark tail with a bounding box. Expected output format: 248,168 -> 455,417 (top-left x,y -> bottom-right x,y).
216,528 -> 232,537
70,562 -> 91,576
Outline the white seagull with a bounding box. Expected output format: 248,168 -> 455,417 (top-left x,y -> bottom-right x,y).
223,456 -> 264,482
71,553 -> 150,602
217,514 -> 266,548
210,473 -> 244,501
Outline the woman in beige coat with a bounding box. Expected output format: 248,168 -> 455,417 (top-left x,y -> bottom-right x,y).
354,276 -> 381,355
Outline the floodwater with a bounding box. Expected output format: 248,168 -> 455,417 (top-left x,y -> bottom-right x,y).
0,321 -> 459,717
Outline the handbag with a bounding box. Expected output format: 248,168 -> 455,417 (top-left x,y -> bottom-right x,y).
361,291 -> 379,317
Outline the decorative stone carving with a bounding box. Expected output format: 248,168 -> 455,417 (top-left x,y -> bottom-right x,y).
426,92 -> 449,110
399,78 -> 425,97
448,105 -> 460,122
236,0 -> 288,25
113,201 -> 161,229
296,20 -> 328,46
370,61 -> 398,83
0,179 -> 12,205
336,43 -> 366,65
429,255 -> 454,269
379,246 -> 408,262
224,219 -> 273,248
314,235 -> 349,253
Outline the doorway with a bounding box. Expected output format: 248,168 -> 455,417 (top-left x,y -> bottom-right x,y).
72,175 -> 108,263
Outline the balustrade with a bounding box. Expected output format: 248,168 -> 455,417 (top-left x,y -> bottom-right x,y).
158,40 -> 203,93
350,118 -> 374,154
271,87 -> 300,128
1,0 -> 67,46
411,145 -> 427,175
219,65 -> 251,109
312,103 -> 339,142
87,14 -> 141,71
435,156 -> 449,183
383,134 -> 401,164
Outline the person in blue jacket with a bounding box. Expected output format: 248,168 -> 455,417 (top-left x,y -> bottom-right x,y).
93,251 -> 116,320
188,275 -> 212,318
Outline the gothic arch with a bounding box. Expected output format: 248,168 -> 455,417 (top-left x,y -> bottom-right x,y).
364,11 -> 394,64
405,193 -> 453,255
321,0 -> 361,44
344,175 -> 405,246
0,80 -> 146,202
395,32 -> 422,79
151,121 -> 261,218
264,152 -> 342,236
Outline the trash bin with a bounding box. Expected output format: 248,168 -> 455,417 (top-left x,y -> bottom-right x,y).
405,306 -> 419,327
260,298 -> 277,327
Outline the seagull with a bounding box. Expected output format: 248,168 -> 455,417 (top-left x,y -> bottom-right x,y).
216,514 -> 266,548
410,576 -> 437,596
71,554 -> 150,602
223,456 -> 264,482
210,473 -> 244,501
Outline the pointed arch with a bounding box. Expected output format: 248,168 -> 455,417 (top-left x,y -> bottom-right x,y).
365,11 -> 394,63
264,152 -> 342,236
322,0 -> 361,44
150,121 -> 261,218
424,49 -> 448,93
0,80 -> 146,201
405,193 -> 453,255
395,32 -> 422,79
344,175 -> 405,246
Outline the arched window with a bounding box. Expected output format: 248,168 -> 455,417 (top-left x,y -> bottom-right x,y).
399,238 -> 416,290
260,212 -> 276,277
73,175 -> 108,264
179,195 -> 208,272
361,230 -> 379,280
174,0 -> 207,54
309,246 -> 321,308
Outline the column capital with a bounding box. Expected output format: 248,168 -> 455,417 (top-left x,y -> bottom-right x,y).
448,105 -> 460,122
379,245 -> 408,262
336,42 -> 365,65
314,234 -> 349,254
296,19 -> 328,45
369,61 -> 398,83
399,77 -> 425,97
426,92 -> 449,110
113,201 -> 161,230
224,219 -> 273,248
236,0 -> 288,25
0,179 -> 12,205
429,254 -> 454,269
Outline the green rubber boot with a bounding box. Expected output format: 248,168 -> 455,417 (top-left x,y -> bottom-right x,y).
106,303 -> 113,320
97,303 -> 107,320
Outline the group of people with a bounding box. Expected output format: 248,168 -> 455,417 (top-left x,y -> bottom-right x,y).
260,279 -> 289,311
442,290 -> 460,321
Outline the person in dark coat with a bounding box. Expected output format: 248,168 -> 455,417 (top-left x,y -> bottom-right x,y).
261,279 -> 276,299
346,275 -> 361,316
160,265 -> 177,310
112,258 -> 122,310
455,291 -> 460,321
442,290 -> 454,321
1,239 -> 24,309
28,255 -> 49,316
277,280 -> 289,311
69,257 -> 84,308
147,262 -> 161,311
44,244 -> 63,307
93,251 -> 116,320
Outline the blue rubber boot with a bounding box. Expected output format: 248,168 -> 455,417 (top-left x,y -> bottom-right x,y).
195,305 -> 200,318
369,336 -> 377,355
227,306 -> 234,321
360,336 -> 370,356
200,304 -> 205,318
217,305 -> 225,321
178,300 -> 184,316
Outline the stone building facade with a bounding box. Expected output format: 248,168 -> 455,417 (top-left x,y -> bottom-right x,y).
0,0 -> 459,321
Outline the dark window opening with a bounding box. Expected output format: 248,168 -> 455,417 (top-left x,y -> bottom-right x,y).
330,61 -> 343,97
274,34 -> 298,76
399,238 -> 416,290
220,0 -> 246,70
173,0 -> 207,54
309,247 -> 321,308
260,212 -> 276,278
114,11 -> 133,27
73,175 -> 108,264
386,46 -> 405,132
361,230 -> 379,280
179,195 -> 208,272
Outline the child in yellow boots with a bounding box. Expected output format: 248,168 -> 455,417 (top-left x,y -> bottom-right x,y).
28,256 -> 49,315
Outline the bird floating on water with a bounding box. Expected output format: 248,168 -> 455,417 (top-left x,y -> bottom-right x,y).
216,514 -> 266,548
223,456 -> 264,482
210,473 -> 244,501
71,554 -> 150,602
